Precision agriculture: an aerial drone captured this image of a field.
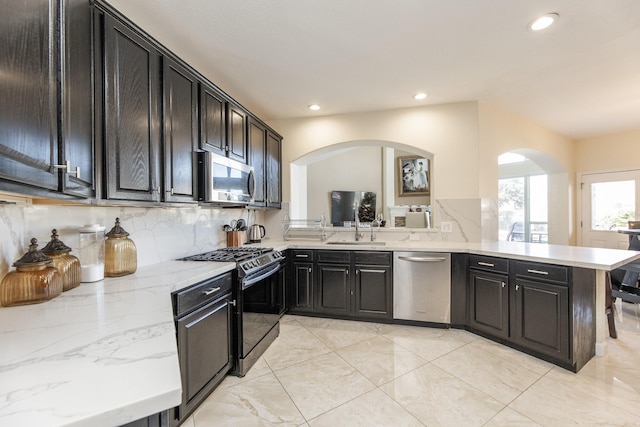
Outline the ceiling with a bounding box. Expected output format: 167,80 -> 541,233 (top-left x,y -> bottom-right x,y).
105,0 -> 640,139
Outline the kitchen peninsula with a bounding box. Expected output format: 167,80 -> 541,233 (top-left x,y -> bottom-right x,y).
1,239 -> 638,426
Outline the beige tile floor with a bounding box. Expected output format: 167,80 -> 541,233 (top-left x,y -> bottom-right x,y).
185,301 -> 640,426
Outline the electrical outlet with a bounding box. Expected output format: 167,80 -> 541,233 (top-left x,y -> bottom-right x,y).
441,221 -> 453,233
409,233 -> 419,241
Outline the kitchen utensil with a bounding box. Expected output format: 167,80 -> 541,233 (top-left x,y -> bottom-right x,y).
249,224 -> 266,243
236,219 -> 246,230
222,224 -> 232,232
229,219 -> 238,230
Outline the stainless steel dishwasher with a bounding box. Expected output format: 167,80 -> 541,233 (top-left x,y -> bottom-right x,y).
393,252 -> 451,324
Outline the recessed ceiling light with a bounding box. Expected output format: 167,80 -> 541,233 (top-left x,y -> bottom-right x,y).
527,13 -> 558,31
308,104 -> 320,111
413,92 -> 427,100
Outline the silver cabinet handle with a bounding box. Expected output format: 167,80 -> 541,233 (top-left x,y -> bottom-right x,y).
296,254 -> 309,258
515,284 -> 520,291
501,281 -> 506,288
308,267 -> 312,273
527,269 -> 549,275
203,286 -> 221,295
52,160 -> 80,179
478,261 -> 494,267
398,256 -> 447,262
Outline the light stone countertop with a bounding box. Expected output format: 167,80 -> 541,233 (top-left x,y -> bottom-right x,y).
0,260 -> 235,427
1,240 -> 639,427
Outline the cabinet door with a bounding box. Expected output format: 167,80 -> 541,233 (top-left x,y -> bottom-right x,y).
199,83 -> 226,155
290,262 -> 313,312
163,57 -> 197,203
469,270 -> 509,338
177,297 -> 232,413
512,279 -> 569,361
316,264 -> 350,315
266,130 -> 282,208
354,265 -> 392,318
226,103 -> 247,163
0,0 -> 58,191
103,15 -> 160,201
248,117 -> 266,207
60,0 -> 94,197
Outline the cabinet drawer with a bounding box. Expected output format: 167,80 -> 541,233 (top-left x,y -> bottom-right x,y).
173,272 -> 233,317
354,251 -> 391,265
469,255 -> 509,274
317,250 -> 351,264
513,261 -> 568,284
290,249 -> 314,261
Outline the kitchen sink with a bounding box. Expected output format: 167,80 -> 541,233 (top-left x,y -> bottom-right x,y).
325,241 -> 386,246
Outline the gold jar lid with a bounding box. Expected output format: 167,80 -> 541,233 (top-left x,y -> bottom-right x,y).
13,238 -> 53,268
42,229 -> 72,255
106,218 -> 129,238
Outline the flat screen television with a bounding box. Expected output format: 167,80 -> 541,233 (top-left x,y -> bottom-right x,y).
331,191 -> 376,226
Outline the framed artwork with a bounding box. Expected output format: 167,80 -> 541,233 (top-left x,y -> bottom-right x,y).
398,156 -> 430,196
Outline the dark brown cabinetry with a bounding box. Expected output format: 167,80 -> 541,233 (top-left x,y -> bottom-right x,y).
101,13 -> 161,202
265,130 -> 282,208
287,250 -> 392,320
467,255 -> 595,372
0,0 -> 93,198
248,117 -> 267,207
163,57 -> 197,203
288,250 -> 314,312
468,255 -> 509,339
199,83 -> 226,155
226,103 -> 248,164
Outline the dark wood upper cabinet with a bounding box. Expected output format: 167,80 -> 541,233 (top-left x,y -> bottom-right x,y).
226,103 -> 247,163
102,14 -> 161,202
163,57 -> 197,203
60,0 -> 94,197
248,117 -> 266,207
266,130 -> 282,208
199,83 -> 226,155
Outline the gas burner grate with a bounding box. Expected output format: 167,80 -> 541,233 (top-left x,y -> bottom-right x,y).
180,247 -> 273,262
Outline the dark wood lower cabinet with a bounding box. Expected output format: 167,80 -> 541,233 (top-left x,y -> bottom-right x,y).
512,278 -> 569,360
469,270 -> 509,338
286,250 -> 392,320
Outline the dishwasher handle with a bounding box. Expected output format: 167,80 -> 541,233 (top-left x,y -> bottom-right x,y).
398,256 -> 447,263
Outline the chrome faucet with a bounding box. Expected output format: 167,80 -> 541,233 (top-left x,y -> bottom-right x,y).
370,219 -> 380,241
354,201 -> 364,241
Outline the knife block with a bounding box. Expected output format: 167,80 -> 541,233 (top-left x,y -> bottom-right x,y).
226,231 -> 246,247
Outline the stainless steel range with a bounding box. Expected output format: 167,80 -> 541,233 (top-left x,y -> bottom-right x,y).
181,247 -> 285,376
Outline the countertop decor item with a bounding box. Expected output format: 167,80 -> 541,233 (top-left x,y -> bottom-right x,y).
77,224 -> 106,282
0,238 -> 62,306
104,218 -> 137,277
42,229 -> 81,291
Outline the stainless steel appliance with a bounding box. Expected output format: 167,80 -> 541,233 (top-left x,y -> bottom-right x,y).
170,272 -> 233,425
393,252 -> 451,324
197,151 -> 255,205
249,224 -> 266,243
181,247 -> 285,376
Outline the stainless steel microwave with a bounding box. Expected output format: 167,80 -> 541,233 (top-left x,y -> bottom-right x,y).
198,152 -> 255,205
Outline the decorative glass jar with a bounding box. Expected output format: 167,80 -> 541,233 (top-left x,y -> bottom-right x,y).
104,218 -> 137,277
42,229 -> 81,292
77,224 -> 105,282
0,238 -> 63,307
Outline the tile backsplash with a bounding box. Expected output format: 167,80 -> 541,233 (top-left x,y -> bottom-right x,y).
0,203 -> 263,279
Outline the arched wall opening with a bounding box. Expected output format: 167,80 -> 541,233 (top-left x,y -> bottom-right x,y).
290,140 -> 433,222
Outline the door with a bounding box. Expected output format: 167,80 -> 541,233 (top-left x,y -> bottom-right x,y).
580,170 -> 640,249
226,103 -> 247,163
266,130 -> 282,208
354,265 -> 392,318
291,262 -> 313,311
469,270 -> 509,338
512,279 -> 569,361
248,118 -> 266,207
163,57 -> 197,203
103,15 -> 161,201
0,0 -> 59,191
199,83 -> 226,155
316,264 -> 350,315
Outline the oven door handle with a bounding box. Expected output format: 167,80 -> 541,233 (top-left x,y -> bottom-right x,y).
241,263 -> 282,289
